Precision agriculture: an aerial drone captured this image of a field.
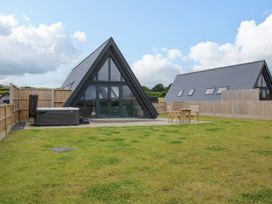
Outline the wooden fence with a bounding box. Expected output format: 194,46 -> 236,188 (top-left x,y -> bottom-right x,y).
161,101 -> 272,119
10,85 -> 71,121
0,84 -> 71,140
184,101 -> 272,119
0,104 -> 19,140
222,89 -> 259,101
152,102 -> 166,113
159,89 -> 272,119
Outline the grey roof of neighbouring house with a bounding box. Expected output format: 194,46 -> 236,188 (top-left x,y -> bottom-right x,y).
165,60 -> 268,102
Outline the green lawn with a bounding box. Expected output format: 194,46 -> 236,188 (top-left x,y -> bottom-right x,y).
0,117 -> 272,204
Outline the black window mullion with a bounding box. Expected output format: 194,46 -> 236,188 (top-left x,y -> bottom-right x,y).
96,85 -> 99,117
108,85 -> 111,117
119,85 -> 122,117
108,57 -> 111,81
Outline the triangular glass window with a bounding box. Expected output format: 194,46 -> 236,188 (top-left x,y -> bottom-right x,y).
263,76 -> 267,87
97,59 -> 109,81
256,74 -> 268,88
257,75 -> 262,87
110,58 -> 121,81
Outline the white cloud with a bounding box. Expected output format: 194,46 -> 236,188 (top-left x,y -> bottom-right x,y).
131,49 -> 184,87
72,31 -> 87,43
0,69 -> 67,88
167,49 -> 182,59
0,14 -> 87,80
2,13 -> 272,89
0,15 -> 17,35
133,14 -> 272,87
188,14 -> 272,71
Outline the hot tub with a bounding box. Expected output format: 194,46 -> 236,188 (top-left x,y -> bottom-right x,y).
35,107 -> 79,126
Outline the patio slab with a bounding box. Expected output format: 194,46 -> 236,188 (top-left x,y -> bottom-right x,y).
24,118 -> 210,129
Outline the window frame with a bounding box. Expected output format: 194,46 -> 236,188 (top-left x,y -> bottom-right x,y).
187,89 -> 195,96
177,90 -> 184,97
216,86 -> 228,95
204,88 -> 215,95
64,81 -> 74,90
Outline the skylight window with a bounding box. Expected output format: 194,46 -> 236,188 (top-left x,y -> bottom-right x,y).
188,89 -> 195,96
205,88 -> 215,95
216,87 -> 228,94
177,90 -> 183,97
64,81 -> 74,90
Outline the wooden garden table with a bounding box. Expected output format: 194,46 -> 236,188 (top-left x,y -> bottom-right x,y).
180,108 -> 192,123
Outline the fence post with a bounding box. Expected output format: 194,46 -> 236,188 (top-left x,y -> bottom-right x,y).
253,102 -> 256,119
18,86 -> 20,122
237,101 -> 240,116
9,83 -> 13,105
18,87 -> 21,121
4,104 -> 8,135
232,101 -> 234,117
51,89 -> 54,107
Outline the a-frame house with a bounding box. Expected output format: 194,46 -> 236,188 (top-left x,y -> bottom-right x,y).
62,37 -> 158,118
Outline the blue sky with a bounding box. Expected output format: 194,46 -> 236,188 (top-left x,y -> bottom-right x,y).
0,0 -> 272,87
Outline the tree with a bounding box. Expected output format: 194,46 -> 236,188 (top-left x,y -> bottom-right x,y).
142,86 -> 150,92
151,83 -> 164,92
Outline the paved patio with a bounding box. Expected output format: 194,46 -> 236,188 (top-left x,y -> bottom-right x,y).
25,118 -> 210,129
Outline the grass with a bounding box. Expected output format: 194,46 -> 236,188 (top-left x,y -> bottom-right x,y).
0,116 -> 272,203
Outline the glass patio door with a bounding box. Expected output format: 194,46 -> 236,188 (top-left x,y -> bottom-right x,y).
98,85 -> 109,117
97,85 -> 121,117
110,86 -> 120,117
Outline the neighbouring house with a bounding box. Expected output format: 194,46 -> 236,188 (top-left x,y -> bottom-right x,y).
0,92 -> 10,104
62,37 -> 158,118
165,60 -> 272,102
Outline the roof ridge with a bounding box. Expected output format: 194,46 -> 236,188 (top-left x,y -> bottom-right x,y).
178,60 -> 265,76
71,37 -> 112,71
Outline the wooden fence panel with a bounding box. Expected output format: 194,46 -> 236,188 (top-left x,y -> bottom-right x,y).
224,101 -> 233,115
0,105 -> 15,141
17,87 -> 72,120
152,102 -> 166,113
222,89 -> 259,101
160,100 -> 272,120
255,101 -> 272,118
54,90 -> 71,107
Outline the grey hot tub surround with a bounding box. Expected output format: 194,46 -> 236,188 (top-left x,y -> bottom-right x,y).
35,107 -> 79,126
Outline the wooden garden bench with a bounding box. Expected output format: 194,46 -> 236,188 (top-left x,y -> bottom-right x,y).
168,111 -> 181,123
